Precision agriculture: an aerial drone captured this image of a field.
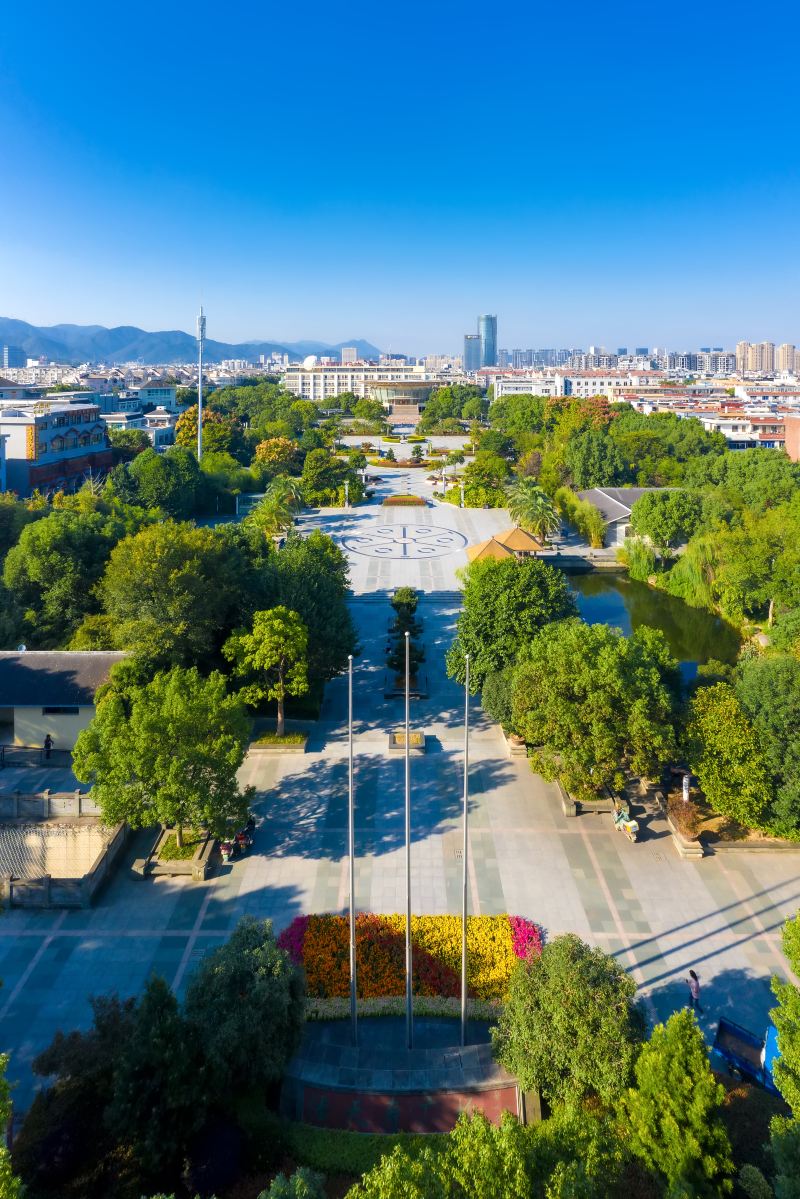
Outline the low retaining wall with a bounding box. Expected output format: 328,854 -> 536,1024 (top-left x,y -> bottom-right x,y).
0,822 -> 128,908
0,790 -> 99,820
139,828 -> 216,881
281,1017 -> 521,1134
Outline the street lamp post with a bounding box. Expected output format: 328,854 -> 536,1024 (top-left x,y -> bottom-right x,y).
460,654 -> 470,1046
344,480 -> 350,508
348,655 -> 357,1045
459,479 -> 465,509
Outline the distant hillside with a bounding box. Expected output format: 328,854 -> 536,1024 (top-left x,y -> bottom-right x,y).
0,317 -> 381,366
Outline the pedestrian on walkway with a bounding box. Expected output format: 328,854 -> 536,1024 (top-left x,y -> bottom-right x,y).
43,733 -> 53,761
687,969 -> 703,1014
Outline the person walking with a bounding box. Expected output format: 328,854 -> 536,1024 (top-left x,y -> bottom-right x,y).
43,733 -> 53,761
687,969 -> 703,1014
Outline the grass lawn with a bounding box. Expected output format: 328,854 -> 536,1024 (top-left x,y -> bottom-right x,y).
253,731 -> 307,746
158,831 -> 204,860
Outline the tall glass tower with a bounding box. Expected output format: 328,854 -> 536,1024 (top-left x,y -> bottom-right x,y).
478,314 -> 497,367
463,333 -> 481,372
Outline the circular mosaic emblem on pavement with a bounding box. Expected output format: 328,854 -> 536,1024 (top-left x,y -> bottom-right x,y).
342,524 -> 468,559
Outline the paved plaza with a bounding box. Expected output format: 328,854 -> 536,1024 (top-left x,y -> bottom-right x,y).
0,469 -> 797,1109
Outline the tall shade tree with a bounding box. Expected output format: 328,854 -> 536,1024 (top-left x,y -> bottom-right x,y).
684,683 -> 773,831
506,477 -> 560,542
73,666 -> 252,845
99,521 -> 244,667
620,1009 -> 733,1196
106,977 -> 205,1184
224,606 -> 309,735
184,917 -> 305,1098
511,619 -> 678,799
3,508 -> 144,647
0,1052 -> 23,1199
272,531 -> 356,682
492,934 -> 644,1108
446,558 -> 577,691
771,911 -> 800,1118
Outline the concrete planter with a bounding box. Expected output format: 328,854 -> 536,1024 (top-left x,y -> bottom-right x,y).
504,732 -> 527,758
557,783 -> 579,818
654,793 -> 704,859
143,828 -> 217,881
388,731 -> 427,756
247,736 -> 308,756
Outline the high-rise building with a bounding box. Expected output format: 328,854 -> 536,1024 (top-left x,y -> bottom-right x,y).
746,342 -> 775,372
498,348 -> 509,368
340,346 -> 358,364
2,346 -> 25,369
478,314 -> 497,367
736,341 -> 751,373
616,347 -> 628,356
634,347 -> 649,356
463,334 -> 481,372
778,343 -> 796,372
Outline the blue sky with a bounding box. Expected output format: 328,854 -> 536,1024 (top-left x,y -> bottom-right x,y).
1,0 -> 799,354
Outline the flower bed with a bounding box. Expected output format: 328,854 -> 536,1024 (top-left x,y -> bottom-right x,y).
382,495 -> 426,506
278,913 -> 543,1001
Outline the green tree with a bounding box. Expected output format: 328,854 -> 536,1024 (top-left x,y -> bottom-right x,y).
185,917 -> 305,1100
100,521 -> 244,666
446,557 -> 577,690
346,1145 -> 449,1199
511,620 -> 678,800
684,683 -> 773,829
492,934 -> 644,1107
353,397 -> 385,423
73,666 -> 252,844
480,666 -> 515,730
125,445 -> 205,516
254,436 -> 301,474
735,655 -> 800,836
261,1167 -> 326,1199
0,492 -> 43,560
564,429 -> 625,488
3,507 -> 145,647
272,531 -> 356,682
108,427 -> 151,462
506,477 -> 560,541
446,1112 -> 531,1199
224,606 -> 309,734
771,912 -> 800,1117
619,1009 -> 733,1196
0,1053 -> 23,1199
630,490 -> 703,551
106,977 -> 204,1183
770,1117 -> 800,1199
12,994 -> 137,1194
245,477 -> 299,539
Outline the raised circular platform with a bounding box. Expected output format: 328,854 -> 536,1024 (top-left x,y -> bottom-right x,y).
280,1016 -> 518,1133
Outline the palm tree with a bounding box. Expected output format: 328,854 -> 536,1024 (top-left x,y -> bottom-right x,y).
506,477 -> 560,543
244,476 -> 302,539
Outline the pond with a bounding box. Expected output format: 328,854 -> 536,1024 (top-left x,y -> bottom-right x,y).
565,571 -> 740,681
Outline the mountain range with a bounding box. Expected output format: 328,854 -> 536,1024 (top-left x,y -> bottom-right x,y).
0,317 -> 381,367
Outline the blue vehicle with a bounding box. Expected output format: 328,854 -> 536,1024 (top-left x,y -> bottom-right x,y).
711,1017 -> 781,1096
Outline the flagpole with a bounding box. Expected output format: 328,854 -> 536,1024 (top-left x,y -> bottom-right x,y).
460,654 -> 470,1047
348,654 -> 357,1046
405,630 -> 413,1049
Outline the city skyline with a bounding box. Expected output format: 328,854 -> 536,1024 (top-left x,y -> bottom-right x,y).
2,0 -> 799,352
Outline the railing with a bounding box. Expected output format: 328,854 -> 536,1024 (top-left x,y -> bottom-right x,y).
0,745 -> 72,770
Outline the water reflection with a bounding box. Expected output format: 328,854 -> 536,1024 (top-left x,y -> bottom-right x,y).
565,571 -> 740,681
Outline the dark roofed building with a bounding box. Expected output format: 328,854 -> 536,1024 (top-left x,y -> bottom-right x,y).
0,651 -> 126,750
575,487 -> 669,546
